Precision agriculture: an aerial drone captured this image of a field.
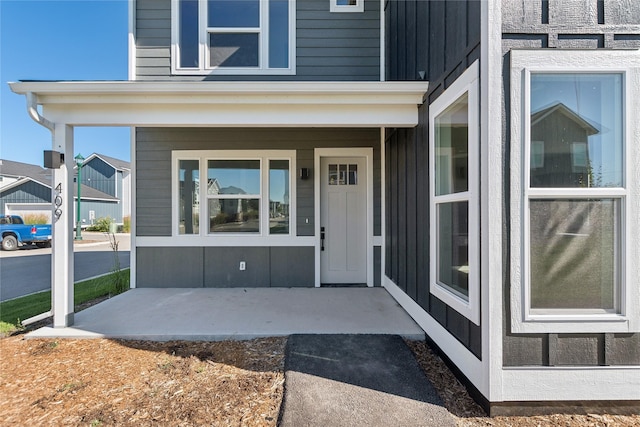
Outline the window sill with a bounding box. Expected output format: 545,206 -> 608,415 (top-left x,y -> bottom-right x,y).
330,6 -> 364,12
430,283 -> 480,326
511,313 -> 635,334
171,67 -> 296,76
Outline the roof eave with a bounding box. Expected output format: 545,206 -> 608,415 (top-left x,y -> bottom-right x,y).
8,80 -> 428,128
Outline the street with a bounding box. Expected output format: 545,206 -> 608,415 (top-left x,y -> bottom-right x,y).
0,232 -> 130,302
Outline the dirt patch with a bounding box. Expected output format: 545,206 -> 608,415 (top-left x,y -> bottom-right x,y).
0,337 -> 285,426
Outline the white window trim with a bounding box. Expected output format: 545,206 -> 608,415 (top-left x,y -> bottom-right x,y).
171,0 -> 296,75
510,49 -> 640,333
330,0 -> 364,13
429,61 -> 480,325
171,150 -> 296,245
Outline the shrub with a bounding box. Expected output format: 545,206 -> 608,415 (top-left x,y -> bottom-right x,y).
87,216 -> 114,232
122,216 -> 131,233
22,213 -> 49,225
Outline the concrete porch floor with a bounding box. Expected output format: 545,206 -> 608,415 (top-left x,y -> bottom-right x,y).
26,287 -> 425,341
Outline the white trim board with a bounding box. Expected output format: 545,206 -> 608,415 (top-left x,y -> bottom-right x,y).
129,126 -> 137,289
128,0 -> 136,81
137,236 -> 315,247
502,367 -> 640,401
509,48 -> 640,334
171,149 -> 297,240
481,0 -> 504,403
171,0 -> 297,76
9,81 -> 427,128
428,60 -> 480,326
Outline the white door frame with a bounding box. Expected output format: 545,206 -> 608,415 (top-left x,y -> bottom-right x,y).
314,147 -> 374,287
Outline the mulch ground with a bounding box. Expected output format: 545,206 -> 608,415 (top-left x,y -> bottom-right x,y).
0,334 -> 638,426
407,341 -> 640,427
0,337 -> 285,426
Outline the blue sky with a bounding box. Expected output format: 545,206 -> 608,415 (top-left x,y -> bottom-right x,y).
1,0 -> 130,166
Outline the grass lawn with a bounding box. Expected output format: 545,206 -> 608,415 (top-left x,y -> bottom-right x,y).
0,269 -> 130,334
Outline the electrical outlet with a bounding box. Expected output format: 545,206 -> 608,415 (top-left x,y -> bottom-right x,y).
239,261 -> 246,271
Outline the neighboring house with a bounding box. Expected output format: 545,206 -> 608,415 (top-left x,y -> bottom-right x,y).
80,153 -> 131,223
8,0 -> 639,415
530,103 -> 599,188
0,158 -> 122,226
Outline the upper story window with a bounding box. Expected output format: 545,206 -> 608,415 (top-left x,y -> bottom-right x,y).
330,0 -> 364,13
510,49 -> 640,333
173,0 -> 296,75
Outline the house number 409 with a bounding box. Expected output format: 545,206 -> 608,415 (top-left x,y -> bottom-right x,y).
54,183 -> 63,219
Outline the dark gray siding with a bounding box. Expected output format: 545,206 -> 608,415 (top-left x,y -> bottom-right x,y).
135,0 -> 380,81
137,247 -> 204,288
136,127 -> 380,237
82,157 -> 116,197
137,246 -> 315,288
502,0 -> 640,367
0,181 -> 50,214
385,0 -> 482,359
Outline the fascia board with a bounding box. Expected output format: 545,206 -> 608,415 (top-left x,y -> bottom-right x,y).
9,80 -> 428,95
9,81 -> 427,106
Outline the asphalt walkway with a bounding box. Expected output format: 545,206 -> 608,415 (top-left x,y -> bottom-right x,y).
279,334 -> 457,427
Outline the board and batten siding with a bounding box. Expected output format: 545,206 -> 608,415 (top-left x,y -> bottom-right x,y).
501,0 -> 640,367
135,0 -> 380,81
0,181 -> 50,215
82,157 -> 117,198
384,0 -> 482,359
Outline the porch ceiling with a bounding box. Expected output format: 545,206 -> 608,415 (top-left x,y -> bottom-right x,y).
9,81 -> 428,128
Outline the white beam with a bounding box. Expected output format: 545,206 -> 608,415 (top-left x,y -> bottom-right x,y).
51,123 -> 75,328
9,81 -> 428,128
42,103 -> 419,129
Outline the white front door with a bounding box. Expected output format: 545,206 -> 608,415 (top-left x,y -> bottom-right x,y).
320,156 -> 367,284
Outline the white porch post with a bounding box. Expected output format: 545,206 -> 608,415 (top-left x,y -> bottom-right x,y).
51,123 -> 75,327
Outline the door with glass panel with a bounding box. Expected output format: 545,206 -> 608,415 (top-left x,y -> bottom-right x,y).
320,157 -> 367,284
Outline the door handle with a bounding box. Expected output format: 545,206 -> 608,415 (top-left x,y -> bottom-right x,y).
321,227 -> 325,251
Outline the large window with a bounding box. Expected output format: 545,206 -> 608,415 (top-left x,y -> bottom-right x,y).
173,151 -> 294,237
510,49 -> 640,333
429,61 -> 479,325
173,0 -> 295,74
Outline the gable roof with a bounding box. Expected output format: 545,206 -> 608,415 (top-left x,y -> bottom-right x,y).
0,159 -> 117,201
531,102 -> 599,136
83,153 -> 130,171
0,177 -> 118,201
0,159 -> 50,186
